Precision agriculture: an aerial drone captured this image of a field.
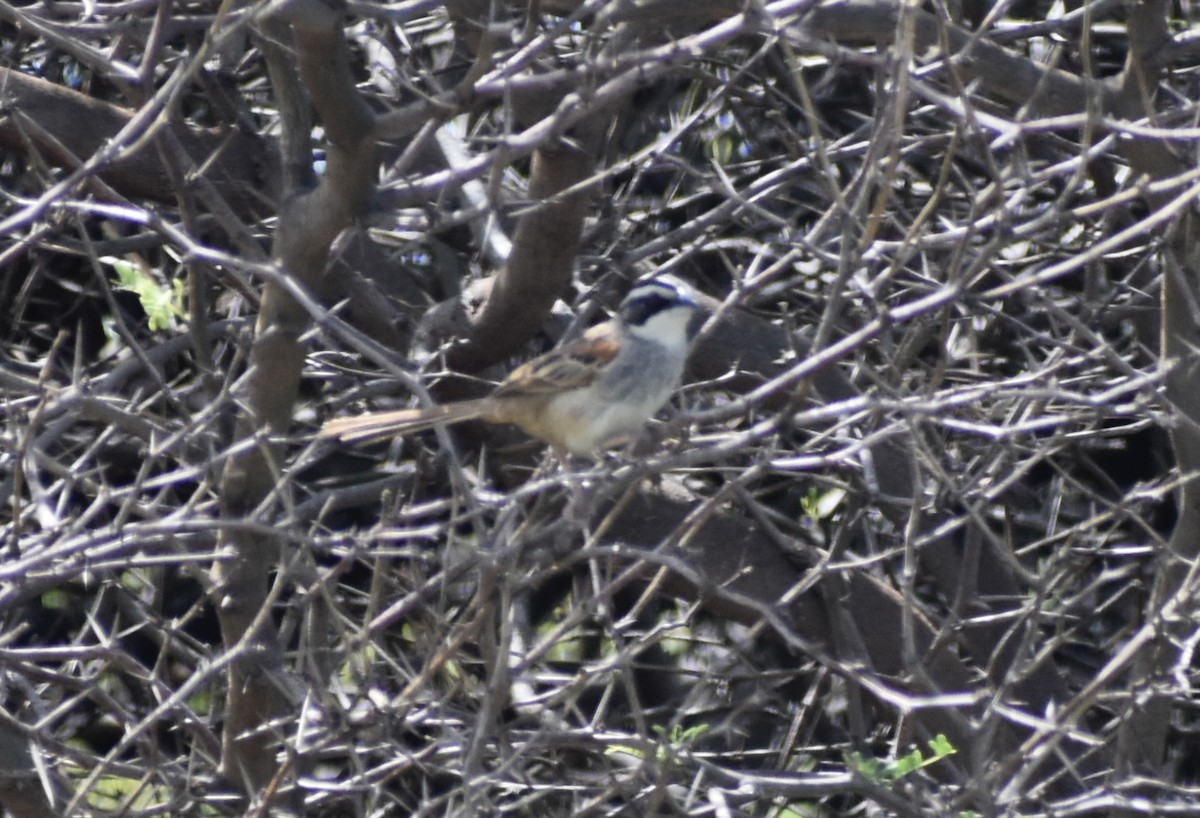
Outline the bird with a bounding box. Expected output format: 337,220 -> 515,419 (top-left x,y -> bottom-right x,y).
319,275 -> 701,455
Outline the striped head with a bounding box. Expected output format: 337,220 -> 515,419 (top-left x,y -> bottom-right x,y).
617,275 -> 700,347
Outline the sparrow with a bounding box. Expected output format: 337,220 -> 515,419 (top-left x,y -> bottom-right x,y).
319,275 -> 701,455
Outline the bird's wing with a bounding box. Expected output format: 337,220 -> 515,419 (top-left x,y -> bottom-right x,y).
494,328 -> 620,397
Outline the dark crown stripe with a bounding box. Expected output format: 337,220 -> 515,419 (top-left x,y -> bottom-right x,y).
621,287 -> 681,327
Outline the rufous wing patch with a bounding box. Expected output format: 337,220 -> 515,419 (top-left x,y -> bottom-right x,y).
494,332 -> 619,397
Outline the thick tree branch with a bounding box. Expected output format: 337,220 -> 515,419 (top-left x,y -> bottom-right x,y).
212,0 -> 379,796
0,67 -> 269,213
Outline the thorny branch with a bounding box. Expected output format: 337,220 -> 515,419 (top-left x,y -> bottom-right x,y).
2,1 -> 1199,815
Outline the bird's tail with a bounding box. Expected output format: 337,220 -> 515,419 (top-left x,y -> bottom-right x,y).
319,400 -> 489,444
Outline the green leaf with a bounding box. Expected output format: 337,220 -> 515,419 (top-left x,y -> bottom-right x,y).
605,744 -> 645,761
802,486 -> 846,521
893,749 -> 925,777
102,256 -> 185,331
928,733 -> 957,758
707,134 -> 735,165
41,588 -> 69,610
